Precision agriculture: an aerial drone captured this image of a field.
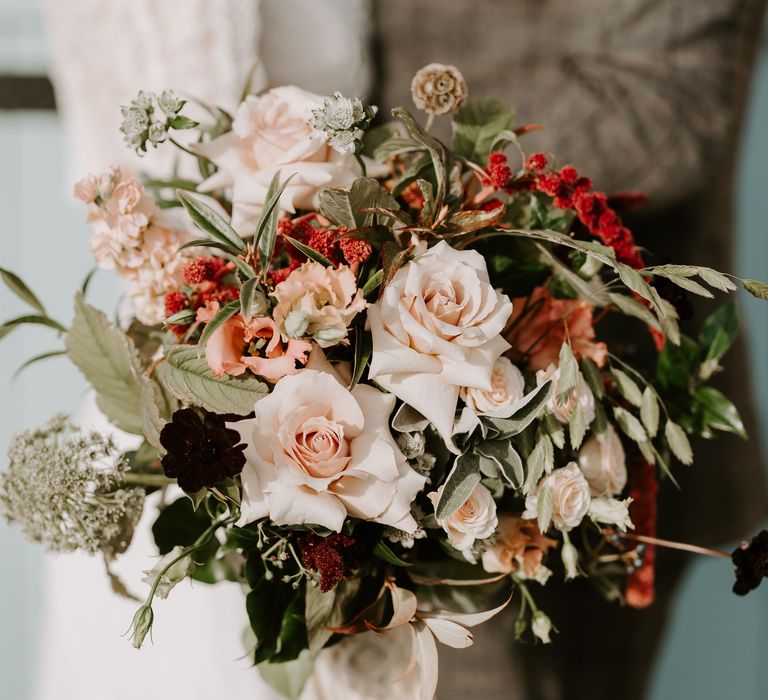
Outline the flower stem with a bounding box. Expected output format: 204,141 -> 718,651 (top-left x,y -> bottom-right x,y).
121,473 -> 176,488
355,153 -> 367,177
607,530 -> 731,559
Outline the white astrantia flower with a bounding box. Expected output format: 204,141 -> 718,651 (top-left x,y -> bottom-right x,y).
308,92 -> 373,155
231,370 -> 426,532
368,241 -> 513,450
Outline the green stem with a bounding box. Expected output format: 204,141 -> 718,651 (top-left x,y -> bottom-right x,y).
121,473 -> 176,488
354,153 -> 367,177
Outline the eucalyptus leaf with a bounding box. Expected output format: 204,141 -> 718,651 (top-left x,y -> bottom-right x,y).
177,190 -> 246,251
0,266 -> 46,314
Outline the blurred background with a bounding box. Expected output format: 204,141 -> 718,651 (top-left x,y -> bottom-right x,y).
1,1 -> 767,698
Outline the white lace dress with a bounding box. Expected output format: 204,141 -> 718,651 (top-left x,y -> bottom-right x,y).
35,3 -> 370,698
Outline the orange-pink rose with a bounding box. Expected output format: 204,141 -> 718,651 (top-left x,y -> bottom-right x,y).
196,302 -> 311,382
507,286 -> 607,371
481,515 -> 557,578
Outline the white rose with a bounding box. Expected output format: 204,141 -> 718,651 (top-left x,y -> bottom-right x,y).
577,423 -> 627,496
302,624 -> 424,700
524,462 -> 591,532
368,241 -> 513,449
231,370 -> 425,532
427,482 -> 498,557
460,356 -> 525,417
536,362 -> 596,425
196,86 -> 362,232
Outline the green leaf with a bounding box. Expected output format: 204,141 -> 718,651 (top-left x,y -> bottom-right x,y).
381,241 -> 411,289
557,343 -> 578,405
0,266 -> 46,314
664,420 -> 693,465
140,378 -> 167,450
247,574 -> 296,664
12,349 -> 67,380
362,269 -> 383,297
152,496 -> 217,556
272,588 -> 308,662
164,309 -> 197,326
373,540 -> 413,567
318,177 -> 399,229
66,294 -> 153,434
197,300 -> 240,353
655,334 -> 699,394
177,239 -> 243,257
435,452 -> 482,519
0,314 -> 67,341
80,267 -> 98,297
256,171 -> 297,272
613,406 -> 648,445
451,98 -> 516,165
305,584 -> 336,653
258,652 -> 315,700
475,439 -> 524,487
569,401 -> 588,450
536,485 -> 553,533
524,433 -> 553,494
665,274 -> 714,298
240,277 -> 262,322
611,368 -> 643,407
640,387 -> 660,438
392,107 -> 447,209
283,235 -> 333,267
168,115 -> 199,130
349,326 -> 372,391
580,358 -> 605,399
692,386 -> 747,439
177,190 -> 246,252
157,345 -> 268,415
608,292 -> 661,332
699,302 -> 738,379
442,206 -> 505,236
483,380 -> 552,438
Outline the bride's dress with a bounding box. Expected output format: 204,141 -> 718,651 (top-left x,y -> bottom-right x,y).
35,2 -> 370,699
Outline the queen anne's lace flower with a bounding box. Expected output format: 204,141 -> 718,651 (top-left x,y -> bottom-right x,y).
0,415 -> 144,556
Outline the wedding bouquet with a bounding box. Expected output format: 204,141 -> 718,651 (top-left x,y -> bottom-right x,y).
2,63 -> 768,699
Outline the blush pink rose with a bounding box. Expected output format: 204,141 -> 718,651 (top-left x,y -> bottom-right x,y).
196,302 -> 311,382
195,86 -> 362,232
507,286 -> 607,371
231,370 -> 426,532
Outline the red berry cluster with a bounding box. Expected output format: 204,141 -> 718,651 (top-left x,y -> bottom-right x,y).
181,257 -> 226,285
299,532 -> 359,593
270,217 -> 373,284
483,151 -> 513,190
536,165 -> 644,268
625,459 -> 658,609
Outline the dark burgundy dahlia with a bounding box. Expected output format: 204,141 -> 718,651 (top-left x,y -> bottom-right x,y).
732,529 -> 768,596
160,408 -> 246,493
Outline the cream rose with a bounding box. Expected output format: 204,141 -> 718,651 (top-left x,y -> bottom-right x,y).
524,462 -> 592,532
272,262 -> 367,347
460,356 -> 525,417
577,423 -> 627,497
196,86 -> 361,232
536,362 -> 596,425
302,624 -> 424,700
368,241 -> 513,448
427,482 -> 497,557
231,370 -> 425,532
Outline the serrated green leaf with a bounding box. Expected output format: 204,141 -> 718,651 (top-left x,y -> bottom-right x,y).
640,387 -> 659,438
569,401 -> 588,450
665,274 -> 714,298
608,292 -> 661,331
157,345 -> 268,415
177,190 -> 246,251
557,343 -> 578,405
613,406 -> 648,445
697,267 -> 736,292
524,433 -> 553,494
66,294 -> 151,434
536,485 -> 553,533
611,368 -> 643,407
0,266 -> 46,314
664,420 -> 693,465
319,177 -> 399,229
436,452 -> 482,519
451,98 -> 516,165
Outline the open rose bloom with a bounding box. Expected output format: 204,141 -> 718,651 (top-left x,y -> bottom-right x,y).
6,67 -> 764,700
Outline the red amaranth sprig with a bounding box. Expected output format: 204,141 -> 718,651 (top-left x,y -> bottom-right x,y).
625,459 -> 658,608
299,532 -> 359,593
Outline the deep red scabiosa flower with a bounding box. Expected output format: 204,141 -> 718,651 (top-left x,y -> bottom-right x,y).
160,408 -> 246,493
483,151 -> 512,190
299,532 -> 359,592
525,152 -> 548,171
625,459 -> 658,608
732,530 -> 768,596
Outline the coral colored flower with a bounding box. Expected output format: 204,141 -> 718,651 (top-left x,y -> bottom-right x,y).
482,515 -> 557,579
196,302 -> 311,382
507,286 -> 607,371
